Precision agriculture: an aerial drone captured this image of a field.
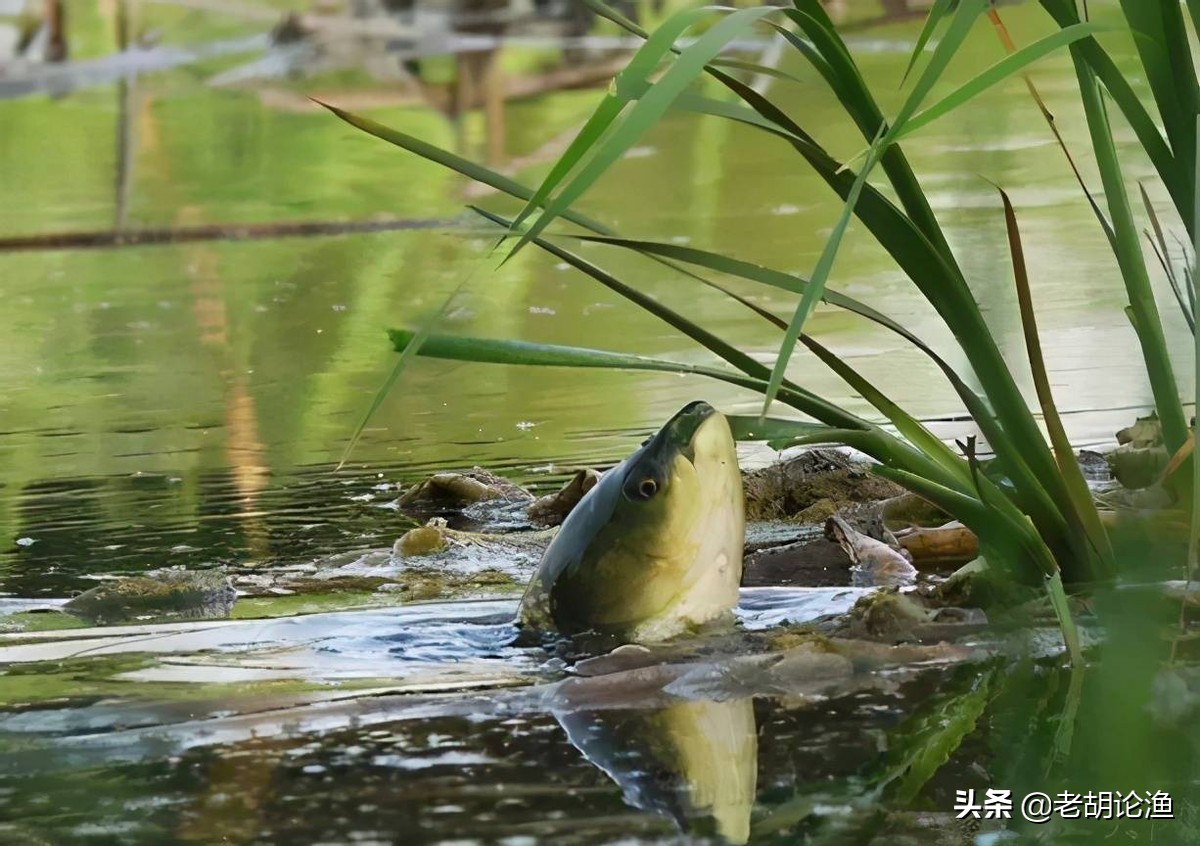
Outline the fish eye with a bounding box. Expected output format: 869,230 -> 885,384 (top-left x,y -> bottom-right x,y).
636,478 -> 658,499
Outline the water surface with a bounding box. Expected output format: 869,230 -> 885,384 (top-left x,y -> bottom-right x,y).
3,2 -> 1198,843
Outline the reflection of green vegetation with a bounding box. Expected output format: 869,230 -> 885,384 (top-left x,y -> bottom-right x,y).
0,611 -> 88,633
1,652 -> 329,706
876,667 -> 994,804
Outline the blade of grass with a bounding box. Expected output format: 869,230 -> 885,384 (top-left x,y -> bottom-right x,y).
1144,231 -> 1194,332
899,0 -> 955,87
336,258 -> 484,469
569,230 -> 1071,535
725,416 -> 840,445
886,22 -> 1109,146
468,206 -> 876,433
1058,46 -> 1188,452
707,57 -> 809,86
1140,182 -> 1195,332
784,1 -> 957,262
799,333 -> 971,488
987,7 -> 1114,247
759,134 -> 883,419
318,97 -> 795,333
998,186 -> 1115,575
391,317 -> 960,493
390,328 -> 707,373
871,465 -> 1047,571
314,100 -> 608,234
692,69 -> 1081,565
1039,0 -> 1190,236
1183,115 -> 1200,659
881,0 -> 990,144
1117,0 -> 1198,199
506,5 -> 717,237
504,5 -> 780,261
1045,570 -> 1085,668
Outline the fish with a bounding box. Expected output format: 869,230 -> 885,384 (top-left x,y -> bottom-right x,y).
518,400 -> 745,643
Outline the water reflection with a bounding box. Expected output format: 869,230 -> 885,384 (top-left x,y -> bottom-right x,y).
558,698 -> 757,844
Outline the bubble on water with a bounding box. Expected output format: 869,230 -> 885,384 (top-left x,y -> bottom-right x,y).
15,537 -> 36,547
528,306 -> 556,315
515,421 -> 535,431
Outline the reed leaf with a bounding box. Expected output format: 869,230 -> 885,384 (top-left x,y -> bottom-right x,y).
1117,0 -> 1199,195
759,134 -> 882,419
1039,0 -> 1190,234
504,5 -> 779,260
698,69 -> 1079,551
1140,183 -> 1195,332
986,7 -> 1114,247
314,101 -> 607,233
783,2 -> 954,259
506,6 -> 715,237
900,0 -> 955,86
467,207 -> 866,429
799,334 -> 971,490
887,22 -> 1108,146
997,186 -> 1115,575
1058,42 -> 1188,452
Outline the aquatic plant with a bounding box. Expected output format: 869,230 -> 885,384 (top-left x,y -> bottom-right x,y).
323,0 -> 1199,660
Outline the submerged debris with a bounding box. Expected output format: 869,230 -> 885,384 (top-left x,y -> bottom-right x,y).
816,589 -> 987,644
63,567 -> 236,625
825,515 -> 917,588
397,467 -> 534,509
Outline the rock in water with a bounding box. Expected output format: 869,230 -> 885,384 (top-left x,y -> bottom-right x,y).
63,568 -> 237,625
742,449 -> 903,521
527,468 -> 602,527
519,401 -> 744,643
397,467 -> 533,509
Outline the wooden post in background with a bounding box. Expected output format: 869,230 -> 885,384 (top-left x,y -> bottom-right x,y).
43,0 -> 67,61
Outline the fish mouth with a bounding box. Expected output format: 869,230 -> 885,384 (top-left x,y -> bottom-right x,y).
660,401 -> 718,457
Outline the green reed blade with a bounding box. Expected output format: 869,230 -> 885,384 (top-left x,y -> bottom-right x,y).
899,0 -> 955,86
1060,47 -> 1188,452
504,6 -> 779,261
507,5 -> 715,238
1039,0 -> 1190,235
889,23 -> 1108,145
468,207 -> 870,431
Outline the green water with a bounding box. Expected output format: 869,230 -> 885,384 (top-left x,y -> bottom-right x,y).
3,1 -> 1200,843
2,2 -> 1193,591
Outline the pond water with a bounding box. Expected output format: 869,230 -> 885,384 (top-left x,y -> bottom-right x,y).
3,1 -> 1194,584
3,1 -> 1200,843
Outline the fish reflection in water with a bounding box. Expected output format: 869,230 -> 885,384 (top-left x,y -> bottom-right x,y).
557,698 -> 757,844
